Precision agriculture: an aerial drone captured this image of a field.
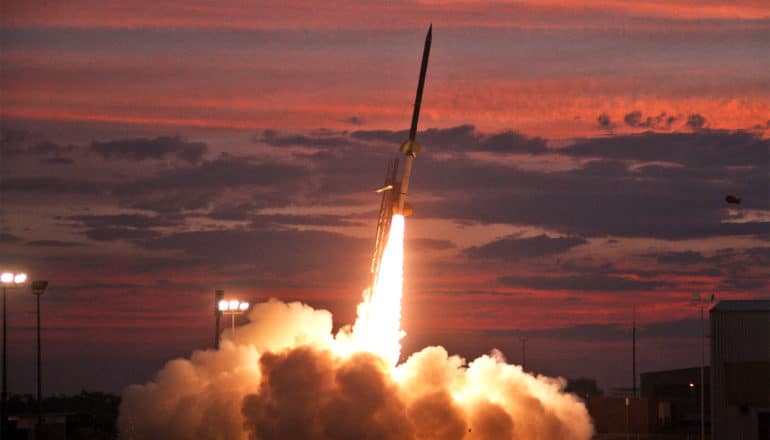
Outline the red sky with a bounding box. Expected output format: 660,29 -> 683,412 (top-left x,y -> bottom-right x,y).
1,0 -> 768,394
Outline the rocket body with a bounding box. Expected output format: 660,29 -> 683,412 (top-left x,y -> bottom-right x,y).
370,25 -> 431,280
393,24 -> 431,215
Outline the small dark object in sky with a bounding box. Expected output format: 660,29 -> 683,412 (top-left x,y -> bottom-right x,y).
725,195 -> 742,204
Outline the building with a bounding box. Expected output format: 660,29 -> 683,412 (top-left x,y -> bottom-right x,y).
640,366 -> 709,435
585,396 -> 652,437
711,300 -> 770,440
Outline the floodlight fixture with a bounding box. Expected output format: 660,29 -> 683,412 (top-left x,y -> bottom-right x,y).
31,280 -> 48,296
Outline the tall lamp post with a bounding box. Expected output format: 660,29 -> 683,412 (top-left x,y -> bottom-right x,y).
214,290 -> 224,349
218,299 -> 249,339
31,280 -> 48,439
692,292 -> 715,440
1,271 -> 27,438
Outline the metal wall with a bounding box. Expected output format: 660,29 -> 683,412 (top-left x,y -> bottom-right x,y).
711,306 -> 770,440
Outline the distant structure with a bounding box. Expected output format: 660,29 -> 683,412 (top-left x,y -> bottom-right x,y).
640,366 -> 710,434
566,378 -> 603,400
710,300 -> 770,440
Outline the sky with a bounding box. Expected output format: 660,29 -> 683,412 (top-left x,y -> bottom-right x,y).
1,0 -> 768,394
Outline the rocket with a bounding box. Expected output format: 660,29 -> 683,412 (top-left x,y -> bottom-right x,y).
370,25 -> 432,280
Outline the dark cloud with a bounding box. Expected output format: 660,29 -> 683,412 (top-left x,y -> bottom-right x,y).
0,233 -> 23,243
477,131 -> 548,154
65,214 -> 179,243
408,238 -> 456,251
351,125 -> 547,154
288,127 -> 768,241
27,141 -> 78,157
3,178 -> 103,194
67,214 -> 180,229
112,155 -> 309,216
0,129 -> 78,159
142,228 -> 369,279
89,136 -> 207,163
207,203 -> 258,221
259,130 -> 357,148
26,240 -> 85,247
344,116 -> 365,126
596,113 -> 614,130
686,114 -> 708,130
561,130 -> 768,168
558,259 -> 724,280
718,276 -> 767,291
250,214 -> 365,228
485,317 -> 701,341
623,111 -> 679,130
485,323 -> 627,341
465,235 -> 587,260
653,250 -> 706,265
497,274 -> 668,292
119,155 -> 308,191
744,247 -> 770,266
39,157 -> 74,165
0,127 -> 31,151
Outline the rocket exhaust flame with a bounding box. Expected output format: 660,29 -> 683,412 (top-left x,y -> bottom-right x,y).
352,214 -> 406,367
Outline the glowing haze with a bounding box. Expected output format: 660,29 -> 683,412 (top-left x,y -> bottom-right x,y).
119,215 -> 593,439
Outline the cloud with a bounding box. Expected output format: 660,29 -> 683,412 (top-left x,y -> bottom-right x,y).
477,131 -> 548,154
351,125 -> 548,154
408,238 -> 456,251
259,130 -> 360,148
26,240 -> 85,247
141,228 -> 370,282
65,213 -> 179,243
623,111 -> 679,130
465,235 -> 587,260
344,116 -> 365,126
485,323 -> 627,341
119,155 -> 308,191
596,113 -> 614,130
3,178 -> 104,194
561,129 -> 767,168
686,113 -> 708,130
89,136 -> 207,163
653,250 -> 706,265
484,317 -> 702,341
0,233 -> 23,244
498,274 -> 668,292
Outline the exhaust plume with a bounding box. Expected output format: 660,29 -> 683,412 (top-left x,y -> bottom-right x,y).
120,216 -> 593,439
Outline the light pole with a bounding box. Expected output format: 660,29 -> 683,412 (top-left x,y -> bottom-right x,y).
692,293 -> 714,440
214,290 -> 224,349
217,299 -> 249,339
1,271 -> 27,438
632,304 -> 637,398
31,280 -> 48,439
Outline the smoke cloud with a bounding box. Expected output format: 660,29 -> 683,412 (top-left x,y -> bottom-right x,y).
119,299 -> 593,439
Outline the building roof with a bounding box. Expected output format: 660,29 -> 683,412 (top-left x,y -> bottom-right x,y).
711,300 -> 770,312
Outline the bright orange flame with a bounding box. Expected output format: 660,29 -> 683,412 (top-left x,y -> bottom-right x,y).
351,214 -> 406,367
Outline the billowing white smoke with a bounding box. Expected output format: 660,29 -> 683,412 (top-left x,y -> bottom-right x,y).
119,300 -> 593,439
120,215 -> 593,439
